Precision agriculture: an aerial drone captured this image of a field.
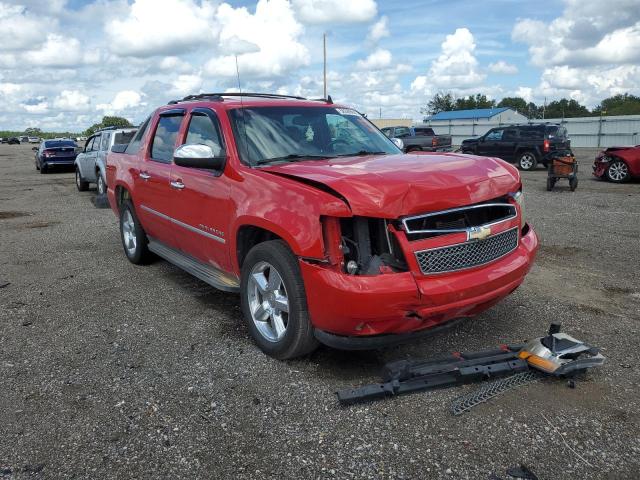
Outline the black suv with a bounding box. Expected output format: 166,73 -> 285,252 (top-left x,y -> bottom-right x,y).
461,124 -> 570,170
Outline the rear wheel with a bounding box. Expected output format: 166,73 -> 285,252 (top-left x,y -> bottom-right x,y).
75,168 -> 89,191
240,240 -> 318,359
517,151 -> 538,171
40,164 -> 48,174
606,160 -> 630,183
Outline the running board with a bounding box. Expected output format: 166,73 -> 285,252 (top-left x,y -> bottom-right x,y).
148,238 -> 240,293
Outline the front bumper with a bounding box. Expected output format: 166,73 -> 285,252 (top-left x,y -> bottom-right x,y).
301,224 -> 538,348
593,157 -> 608,177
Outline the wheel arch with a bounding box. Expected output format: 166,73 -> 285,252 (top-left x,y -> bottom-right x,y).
113,184 -> 132,212
235,223 -> 296,273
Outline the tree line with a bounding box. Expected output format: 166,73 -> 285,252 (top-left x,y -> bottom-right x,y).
423,93 -> 640,119
1,116 -> 134,140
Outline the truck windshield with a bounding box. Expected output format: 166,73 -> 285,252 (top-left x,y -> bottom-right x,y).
229,106 -> 399,166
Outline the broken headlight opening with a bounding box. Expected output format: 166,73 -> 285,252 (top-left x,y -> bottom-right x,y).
337,216 -> 408,275
512,190 -> 526,230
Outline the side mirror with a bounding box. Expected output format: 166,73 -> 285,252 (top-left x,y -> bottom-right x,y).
111,144 -> 128,154
173,144 -> 226,170
391,138 -> 404,150
31,146 -> 38,151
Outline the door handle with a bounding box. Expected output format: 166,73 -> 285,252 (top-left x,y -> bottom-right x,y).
170,180 -> 185,190
139,172 -> 151,180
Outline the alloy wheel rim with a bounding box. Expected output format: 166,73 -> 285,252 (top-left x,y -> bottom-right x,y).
76,170 -> 81,187
247,261 -> 290,342
609,162 -> 628,181
520,155 -> 534,169
122,210 -> 137,256
98,176 -> 105,194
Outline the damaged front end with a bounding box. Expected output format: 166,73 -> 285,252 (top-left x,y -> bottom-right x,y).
300,193 -> 538,343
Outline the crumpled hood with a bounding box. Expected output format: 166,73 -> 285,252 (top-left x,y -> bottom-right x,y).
261,152 -> 520,217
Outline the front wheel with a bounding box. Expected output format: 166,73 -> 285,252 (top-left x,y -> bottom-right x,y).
517,152 -> 538,171
240,240 -> 318,359
606,160 -> 630,183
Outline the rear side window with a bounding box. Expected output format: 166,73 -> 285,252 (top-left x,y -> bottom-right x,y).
115,130 -> 136,145
151,115 -> 183,163
414,127 -> 435,136
125,117 -> 151,154
91,135 -> 101,151
519,128 -> 543,140
101,133 -> 111,151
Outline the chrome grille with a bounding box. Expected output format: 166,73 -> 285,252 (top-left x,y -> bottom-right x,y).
415,228 -> 518,274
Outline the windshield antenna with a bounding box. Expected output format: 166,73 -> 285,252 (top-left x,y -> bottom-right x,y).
235,54 -> 250,162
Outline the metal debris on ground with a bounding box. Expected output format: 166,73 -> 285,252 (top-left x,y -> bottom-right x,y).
336,323 -> 605,406
451,370 -> 543,416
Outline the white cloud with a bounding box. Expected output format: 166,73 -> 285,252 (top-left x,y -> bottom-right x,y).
0,82 -> 21,95
367,16 -> 389,44
170,75 -> 203,97
292,0 -> 377,24
356,48 -> 392,70
412,28 -> 485,93
105,0 -> 218,57
488,60 -> 518,75
23,34 -> 95,67
53,90 -> 91,111
204,0 -> 309,79
21,99 -> 48,114
513,0 -> 640,106
158,56 -> 192,73
0,3 -> 48,51
97,90 -> 145,113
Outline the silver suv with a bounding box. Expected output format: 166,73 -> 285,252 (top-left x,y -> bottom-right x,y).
74,127 -> 136,194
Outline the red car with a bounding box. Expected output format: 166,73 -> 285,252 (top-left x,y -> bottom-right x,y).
106,93 -> 538,359
593,146 -> 640,182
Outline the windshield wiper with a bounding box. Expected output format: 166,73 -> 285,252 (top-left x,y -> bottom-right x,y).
255,154 -> 333,165
334,150 -> 388,157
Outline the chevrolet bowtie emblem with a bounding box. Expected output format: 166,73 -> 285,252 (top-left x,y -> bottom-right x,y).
468,226 -> 491,241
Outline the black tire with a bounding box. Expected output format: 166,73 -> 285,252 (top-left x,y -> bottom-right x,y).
546,177 -> 555,191
40,164 -> 48,174
606,160 -> 630,183
517,151 -> 538,171
35,160 -> 40,170
569,176 -> 578,191
75,168 -> 89,191
96,173 -> 106,195
240,240 -> 318,359
119,200 -> 152,265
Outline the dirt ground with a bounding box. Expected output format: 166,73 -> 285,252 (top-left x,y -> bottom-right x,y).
1,143 -> 639,479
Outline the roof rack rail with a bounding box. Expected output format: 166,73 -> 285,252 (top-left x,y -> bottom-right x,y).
168,92 -> 308,104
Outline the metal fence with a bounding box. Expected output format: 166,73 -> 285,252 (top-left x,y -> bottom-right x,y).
423,114 -> 640,148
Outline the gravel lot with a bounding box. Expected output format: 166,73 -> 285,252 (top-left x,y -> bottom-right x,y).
1,143 -> 639,479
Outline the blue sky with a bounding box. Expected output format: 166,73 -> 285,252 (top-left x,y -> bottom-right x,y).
0,0 -> 639,131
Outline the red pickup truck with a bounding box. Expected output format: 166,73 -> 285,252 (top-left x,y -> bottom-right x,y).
106,93 -> 538,359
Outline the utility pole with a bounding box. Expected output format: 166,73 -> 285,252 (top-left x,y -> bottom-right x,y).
543,96 -> 546,120
323,33 -> 327,99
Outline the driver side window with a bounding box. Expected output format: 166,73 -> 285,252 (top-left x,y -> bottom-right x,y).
185,113 -> 223,156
